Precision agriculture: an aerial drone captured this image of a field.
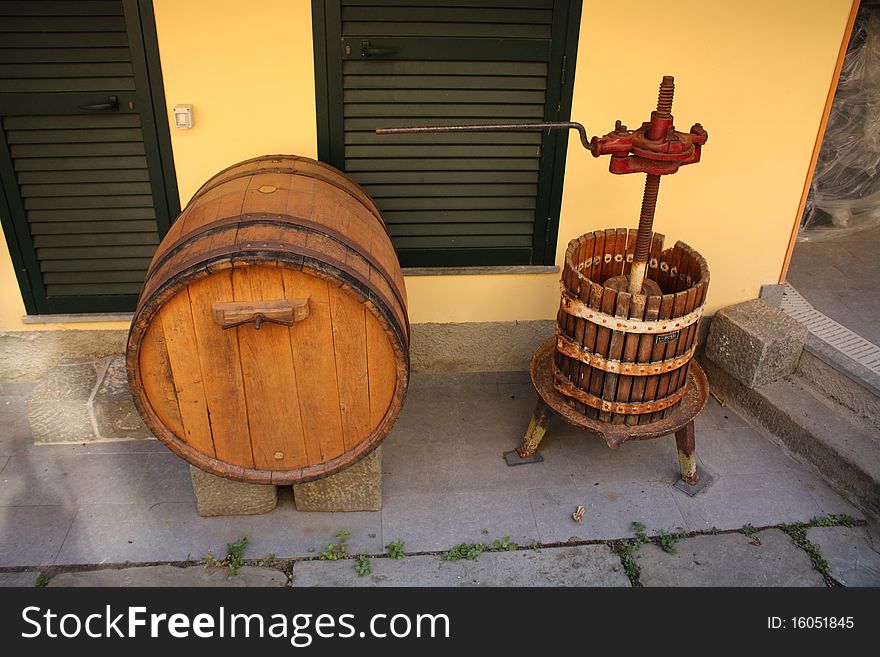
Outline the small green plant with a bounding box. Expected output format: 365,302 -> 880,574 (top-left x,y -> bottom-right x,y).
741,524 -> 758,537
34,574 -> 49,588
443,542 -> 486,561
385,539 -> 406,560
811,514 -> 857,528
657,530 -> 679,554
490,536 -> 518,552
257,553 -> 276,568
708,526 -> 721,535
201,537 -> 250,576
832,514 -> 857,527
201,551 -> 223,568
226,537 -> 249,576
355,553 -> 371,576
611,521 -> 650,585
781,523 -> 829,576
318,530 -> 350,561
632,521 -> 648,543
528,540 -> 541,551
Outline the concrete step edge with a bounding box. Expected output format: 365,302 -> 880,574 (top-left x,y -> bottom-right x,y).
700,356 -> 880,520
797,336 -> 880,433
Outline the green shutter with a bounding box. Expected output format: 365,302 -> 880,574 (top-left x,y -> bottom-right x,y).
0,0 -> 177,314
314,0 -> 581,267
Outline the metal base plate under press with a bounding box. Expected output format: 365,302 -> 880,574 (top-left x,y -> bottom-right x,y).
503,449 -> 544,466
673,466 -> 715,497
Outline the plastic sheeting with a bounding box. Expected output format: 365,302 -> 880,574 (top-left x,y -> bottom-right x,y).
801,3 -> 880,241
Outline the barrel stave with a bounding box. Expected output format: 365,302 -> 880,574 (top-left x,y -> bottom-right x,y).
553,230 -> 707,422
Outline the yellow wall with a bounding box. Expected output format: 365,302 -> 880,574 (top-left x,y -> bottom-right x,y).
0,0 -> 855,330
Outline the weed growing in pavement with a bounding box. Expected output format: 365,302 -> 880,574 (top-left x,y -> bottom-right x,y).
318,530 -> 350,561
658,530 -> 682,554
257,553 -> 276,568
34,574 -> 49,588
443,543 -> 485,561
355,553 -> 371,576
610,521 -> 650,585
490,536 -> 518,552
226,537 -> 249,576
741,524 -> 758,537
201,537 -> 250,576
780,523 -> 829,576
811,514 -> 857,528
385,539 -> 406,560
201,551 -> 223,568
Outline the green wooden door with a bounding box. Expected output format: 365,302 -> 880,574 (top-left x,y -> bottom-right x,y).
314,0 -> 581,267
0,0 -> 177,314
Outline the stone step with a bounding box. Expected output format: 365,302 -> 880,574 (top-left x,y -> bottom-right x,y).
701,356 -> 880,519
796,341 -> 880,434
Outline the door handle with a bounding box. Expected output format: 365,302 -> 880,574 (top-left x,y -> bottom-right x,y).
78,95 -> 118,111
361,40 -> 397,58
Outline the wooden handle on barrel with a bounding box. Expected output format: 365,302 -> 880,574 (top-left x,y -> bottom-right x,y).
213,299 -> 309,330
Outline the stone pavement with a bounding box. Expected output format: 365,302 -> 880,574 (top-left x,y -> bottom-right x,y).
1,371 -> 877,586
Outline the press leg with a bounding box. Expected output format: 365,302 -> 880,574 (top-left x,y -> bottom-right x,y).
519,399 -> 552,458
674,421 -> 698,486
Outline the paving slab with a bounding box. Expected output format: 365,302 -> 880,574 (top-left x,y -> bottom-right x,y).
292,545 -> 630,587
27,361 -> 100,444
92,356 -> 152,440
0,451 -> 149,507
48,565 -> 287,587
695,427 -> 803,476
380,442 -> 429,496
530,482 -> 687,543
0,570 -> 41,587
222,493 -> 383,559
551,426 -> 686,484
806,525 -> 880,587
55,501 -> 230,566
636,529 -> 826,587
672,469 -> 828,532
381,489 -> 539,552
54,496 -> 383,565
138,451 -> 196,503
0,505 -> 76,567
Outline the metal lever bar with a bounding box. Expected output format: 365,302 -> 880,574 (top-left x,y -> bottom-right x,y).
220,312 -> 294,331
78,95 -> 118,111
376,121 -> 594,152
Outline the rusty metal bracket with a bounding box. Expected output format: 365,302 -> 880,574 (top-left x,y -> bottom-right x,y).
555,330 -> 697,375
553,364 -> 687,414
558,284 -> 704,333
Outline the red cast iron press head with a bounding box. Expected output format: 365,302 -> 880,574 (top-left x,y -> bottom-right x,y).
376,75 -> 708,297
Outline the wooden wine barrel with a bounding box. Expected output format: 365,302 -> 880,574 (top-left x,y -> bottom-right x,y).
126,155 -> 409,484
553,228 -> 708,426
